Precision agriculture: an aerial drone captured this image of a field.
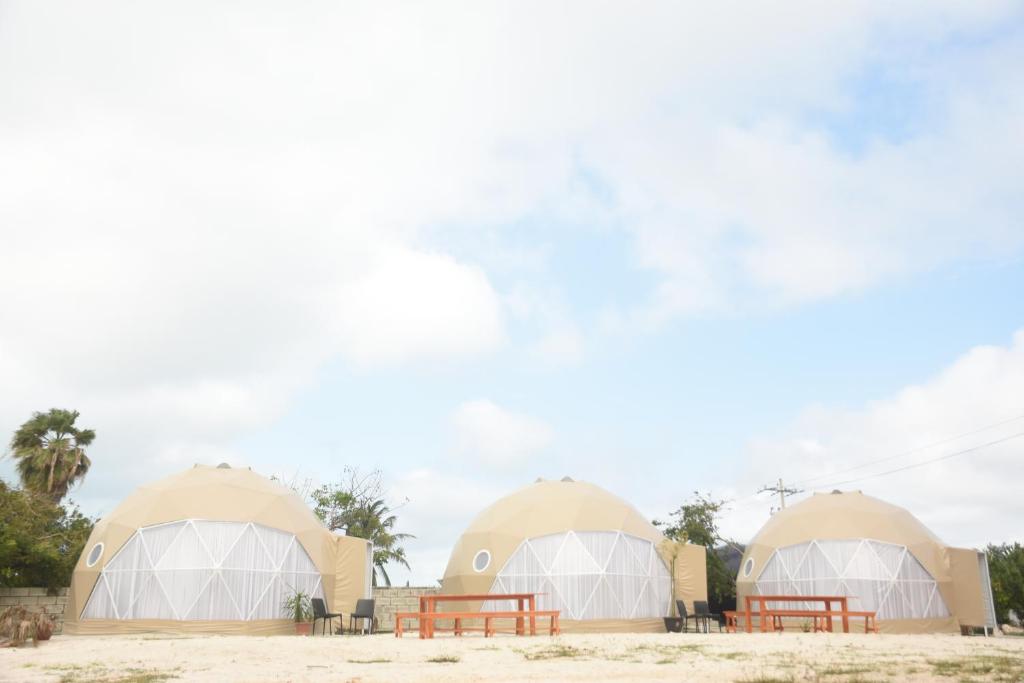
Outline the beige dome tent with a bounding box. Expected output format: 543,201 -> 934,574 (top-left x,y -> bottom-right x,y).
440,478 -> 706,633
64,464 -> 372,635
736,491 -> 997,634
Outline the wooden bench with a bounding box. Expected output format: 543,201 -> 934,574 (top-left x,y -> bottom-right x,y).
766,609 -> 831,632
766,609 -> 878,634
841,611 -> 879,633
394,610 -> 561,638
720,610 -> 770,634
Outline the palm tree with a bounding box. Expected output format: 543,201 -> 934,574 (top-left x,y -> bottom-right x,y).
345,498 -> 413,587
9,409 -> 95,503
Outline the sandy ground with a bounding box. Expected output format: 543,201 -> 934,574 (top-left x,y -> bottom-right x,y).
2,631 -> 1023,683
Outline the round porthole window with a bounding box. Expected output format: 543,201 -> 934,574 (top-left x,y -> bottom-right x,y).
742,557 -> 754,577
472,550 -> 491,572
86,542 -> 104,567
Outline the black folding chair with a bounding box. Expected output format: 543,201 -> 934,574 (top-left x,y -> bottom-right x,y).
676,600 -> 702,633
694,600 -> 722,632
311,598 -> 343,635
349,598 -> 375,635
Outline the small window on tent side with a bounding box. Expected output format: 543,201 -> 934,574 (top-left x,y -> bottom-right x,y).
86,543 -> 104,567
743,557 -> 754,578
473,550 -> 491,572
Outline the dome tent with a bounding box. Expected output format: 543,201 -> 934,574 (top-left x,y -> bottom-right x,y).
64,464 -> 372,635
441,477 -> 707,633
736,491 -> 997,634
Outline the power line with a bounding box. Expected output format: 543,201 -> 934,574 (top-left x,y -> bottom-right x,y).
727,414 -> 1024,508
790,412 -> 1024,487
810,430 -> 1024,490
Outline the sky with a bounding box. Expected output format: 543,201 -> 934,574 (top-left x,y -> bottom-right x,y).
1,1 -> 1023,586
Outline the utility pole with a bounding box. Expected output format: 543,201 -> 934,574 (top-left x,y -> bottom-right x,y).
758,478 -> 802,511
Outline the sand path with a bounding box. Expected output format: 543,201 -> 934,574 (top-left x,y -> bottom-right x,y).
3,632 -> 1023,682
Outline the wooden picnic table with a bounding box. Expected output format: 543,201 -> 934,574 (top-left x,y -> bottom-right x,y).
395,610 -> 560,638
418,593 -> 539,638
744,595 -> 851,633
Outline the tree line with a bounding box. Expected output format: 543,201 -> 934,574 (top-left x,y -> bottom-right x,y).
1,409 -> 1021,626
0,409 -> 414,589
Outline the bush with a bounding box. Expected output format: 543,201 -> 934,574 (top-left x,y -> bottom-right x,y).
0,478 -> 94,588
987,543 -> 1024,625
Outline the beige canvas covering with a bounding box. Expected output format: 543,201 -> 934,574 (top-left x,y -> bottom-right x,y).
736,491 -> 991,634
64,465 -> 371,635
440,478 -> 707,631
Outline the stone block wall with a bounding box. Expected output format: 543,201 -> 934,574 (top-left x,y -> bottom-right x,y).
0,587 -> 69,634
372,586 -> 439,632
0,586 -> 434,635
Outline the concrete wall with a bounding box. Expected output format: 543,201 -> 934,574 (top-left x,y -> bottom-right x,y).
0,585 -> 434,635
372,586 -> 439,632
0,587 -> 68,634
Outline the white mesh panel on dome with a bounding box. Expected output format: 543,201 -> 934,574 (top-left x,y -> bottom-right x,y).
139,522 -> 186,567
579,532 -> 618,571
193,521 -> 242,565
754,539 -> 949,620
222,526 -> 275,571
82,520 -> 324,621
489,531 -> 671,620
155,524 -> 209,570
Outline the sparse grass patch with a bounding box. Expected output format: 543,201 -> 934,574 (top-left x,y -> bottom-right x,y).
928,654 -> 1024,680
716,651 -> 745,660
736,676 -> 795,683
655,657 -> 675,664
520,643 -> 591,660
426,654 -> 460,663
817,664 -> 873,677
347,658 -> 391,664
54,666 -> 180,683
627,642 -> 704,659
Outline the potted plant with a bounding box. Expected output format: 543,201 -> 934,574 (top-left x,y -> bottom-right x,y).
282,590 -> 313,635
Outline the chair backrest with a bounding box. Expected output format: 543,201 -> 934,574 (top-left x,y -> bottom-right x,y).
694,600 -> 710,615
354,598 -> 375,618
311,598 -> 327,618
676,600 -> 688,619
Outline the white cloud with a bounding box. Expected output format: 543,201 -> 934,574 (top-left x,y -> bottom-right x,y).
451,399 -> 553,467
505,284 -> 585,367
0,1 -> 1021,522
530,326 -> 585,367
333,244 -> 504,367
721,330 -> 1024,548
386,468 -> 511,585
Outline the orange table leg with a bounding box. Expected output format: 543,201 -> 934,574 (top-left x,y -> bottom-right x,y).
745,596 -> 752,633
841,598 -> 849,633
418,597 -> 426,639
529,595 -> 537,635
429,598 -> 436,638
516,598 -> 524,635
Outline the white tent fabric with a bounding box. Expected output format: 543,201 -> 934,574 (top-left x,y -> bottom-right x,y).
754,539 -> 950,620
482,530 -> 672,620
82,519 -> 325,621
